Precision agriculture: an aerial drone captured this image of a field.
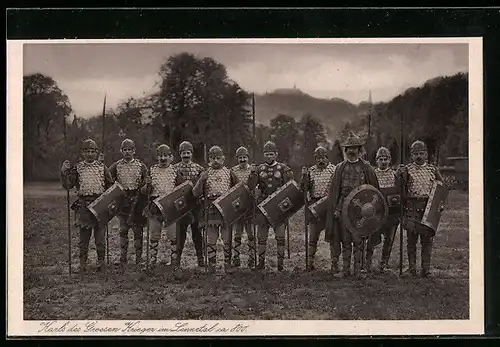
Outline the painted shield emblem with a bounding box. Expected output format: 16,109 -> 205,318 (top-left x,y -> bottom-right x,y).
421,180 -> 449,231
153,181 -> 198,226
307,195 -> 330,231
87,182 -> 126,225
212,182 -> 255,226
342,184 -> 388,239
258,180 -> 304,229
379,185 -> 401,217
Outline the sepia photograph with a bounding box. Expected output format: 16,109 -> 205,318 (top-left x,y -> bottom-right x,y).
7,38 -> 483,336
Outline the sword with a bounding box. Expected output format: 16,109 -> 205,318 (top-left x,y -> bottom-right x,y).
62,115 -> 72,275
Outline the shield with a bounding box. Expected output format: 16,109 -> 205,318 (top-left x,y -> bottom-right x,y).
308,195 -> 330,231
153,181 -> 198,226
258,180 -> 304,229
421,180 -> 449,231
342,184 -> 388,239
213,182 -> 254,226
380,185 -> 401,217
87,182 -> 126,225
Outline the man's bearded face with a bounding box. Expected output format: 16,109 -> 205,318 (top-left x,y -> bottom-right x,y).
82,148 -> 98,162
210,155 -> 225,168
121,147 -> 135,160
376,156 -> 391,170
264,151 -> 277,163
315,154 -> 329,167
411,150 -> 428,165
237,155 -> 249,165
181,150 -> 192,162
345,146 -> 360,161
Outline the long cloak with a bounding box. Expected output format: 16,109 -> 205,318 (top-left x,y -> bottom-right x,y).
325,159 -> 380,242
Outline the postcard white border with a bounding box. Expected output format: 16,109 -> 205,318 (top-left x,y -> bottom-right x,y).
7,37 -> 484,336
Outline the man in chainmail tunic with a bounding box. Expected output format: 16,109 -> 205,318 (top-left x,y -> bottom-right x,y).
60,138 -> 114,273
193,146 -> 237,273
172,141 -> 205,268
109,139 -> 148,267
300,145 -> 337,272
248,141 -> 295,272
397,140 -> 444,277
365,146 -> 400,273
141,144 -> 178,268
325,133 -> 379,278
230,146 -> 256,269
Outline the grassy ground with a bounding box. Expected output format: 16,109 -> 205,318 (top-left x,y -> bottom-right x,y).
23,182 -> 469,320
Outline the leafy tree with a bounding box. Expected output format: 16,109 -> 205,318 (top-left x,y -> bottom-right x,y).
23,73 -> 73,180
153,53 -> 252,164
269,114 -> 299,164
298,113 -> 328,166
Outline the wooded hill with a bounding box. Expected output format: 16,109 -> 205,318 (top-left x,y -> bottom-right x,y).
22,51 -> 467,181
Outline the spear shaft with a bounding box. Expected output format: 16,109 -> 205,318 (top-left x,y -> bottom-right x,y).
101,94 -> 109,265
252,93 -> 257,267
63,116 -> 72,275
304,121 -> 309,269
399,111 -> 405,276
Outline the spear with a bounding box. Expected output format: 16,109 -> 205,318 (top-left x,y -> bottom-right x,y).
62,115 -> 72,275
101,93 -> 109,265
399,111 -> 405,276
303,120 -> 309,269
203,142 -> 209,273
252,93 -> 257,267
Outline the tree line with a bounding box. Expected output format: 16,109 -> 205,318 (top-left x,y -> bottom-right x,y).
23,52 -> 468,181
341,72 -> 468,166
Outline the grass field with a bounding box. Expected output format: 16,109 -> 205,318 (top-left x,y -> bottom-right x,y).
23,182 -> 469,320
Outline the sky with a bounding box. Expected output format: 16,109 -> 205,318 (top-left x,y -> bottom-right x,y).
23,41 -> 469,119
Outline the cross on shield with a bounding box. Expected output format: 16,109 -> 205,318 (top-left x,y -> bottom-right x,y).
213,182 -> 254,226
342,184 -> 388,239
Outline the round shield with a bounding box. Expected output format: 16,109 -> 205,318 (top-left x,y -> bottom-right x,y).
341,184 -> 388,239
